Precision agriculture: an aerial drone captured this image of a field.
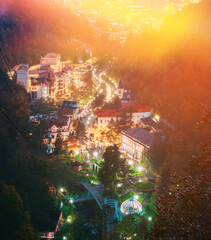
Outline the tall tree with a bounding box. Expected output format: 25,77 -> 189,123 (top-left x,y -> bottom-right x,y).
118,214 -> 149,240
76,121 -> 86,141
54,130 -> 63,155
98,145 -> 131,189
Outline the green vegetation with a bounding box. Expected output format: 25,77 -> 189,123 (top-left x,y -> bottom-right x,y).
145,194 -> 156,219
135,182 -> 155,191
98,145 -> 132,191
132,172 -> 145,177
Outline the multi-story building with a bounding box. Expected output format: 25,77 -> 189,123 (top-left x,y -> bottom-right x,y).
40,53 -> 61,72
43,115 -> 72,143
10,64 -> 29,91
121,127 -> 161,161
95,109 -> 120,129
119,105 -> 152,124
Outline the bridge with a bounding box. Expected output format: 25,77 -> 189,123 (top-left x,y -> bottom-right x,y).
81,182 -> 104,210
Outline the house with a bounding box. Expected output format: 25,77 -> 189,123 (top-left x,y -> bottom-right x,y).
121,90 -> 136,106
120,127 -> 162,161
95,109 -> 120,129
10,64 -> 29,91
61,101 -> 80,118
43,116 -> 71,143
31,210 -> 62,239
116,78 -> 136,106
116,78 -> 125,99
71,161 -> 82,171
119,105 -> 152,124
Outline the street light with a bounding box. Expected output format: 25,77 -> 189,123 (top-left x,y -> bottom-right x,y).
137,166 -> 144,172
60,188 -> 64,192
63,236 -> 67,240
148,217 -> 152,221
134,194 -> 139,200
128,160 -> 133,165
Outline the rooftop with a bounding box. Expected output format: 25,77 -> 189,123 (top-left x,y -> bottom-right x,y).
11,64 -> 29,72
141,117 -> 160,129
43,53 -> 61,59
118,78 -> 125,89
44,116 -> 69,128
120,105 -> 151,113
120,197 -> 143,215
122,127 -> 157,148
95,109 -> 120,118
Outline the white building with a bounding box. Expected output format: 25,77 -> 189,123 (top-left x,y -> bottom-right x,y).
119,105 -> 152,124
121,127 -> 159,161
10,64 -> 29,91
95,109 -> 120,129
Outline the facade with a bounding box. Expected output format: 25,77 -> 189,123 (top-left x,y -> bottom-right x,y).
95,109 -> 120,129
10,64 -> 29,91
43,116 -> 72,143
116,79 -> 136,106
61,101 -> 79,119
119,105 -> 152,124
121,127 -> 159,161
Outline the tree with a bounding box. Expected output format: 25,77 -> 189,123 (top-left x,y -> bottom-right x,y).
30,98 -> 55,115
0,184 -> 38,240
15,212 -> 39,240
147,142 -> 166,173
54,130 -> 63,155
93,93 -> 105,108
118,214 -> 149,240
76,121 -> 86,141
98,145 -> 131,189
145,171 -> 210,240
113,95 -> 122,110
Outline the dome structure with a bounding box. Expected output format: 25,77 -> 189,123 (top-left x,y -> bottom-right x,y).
120,197 -> 143,215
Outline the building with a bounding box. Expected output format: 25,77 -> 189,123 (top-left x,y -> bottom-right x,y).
43,116 -> 72,143
61,101 -> 80,119
10,64 -> 29,91
31,210 -> 62,239
40,53 -> 61,72
121,127 -> 161,161
95,109 -> 120,129
116,79 -> 136,106
119,105 -> 152,124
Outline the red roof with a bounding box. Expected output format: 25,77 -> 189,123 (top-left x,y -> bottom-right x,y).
95,109 -> 120,118
120,105 -> 151,113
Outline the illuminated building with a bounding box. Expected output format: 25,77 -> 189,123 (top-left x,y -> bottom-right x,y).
121,127 -> 160,161
10,64 -> 30,91
119,105 -> 152,124
95,109 -> 120,129
120,197 -> 144,215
